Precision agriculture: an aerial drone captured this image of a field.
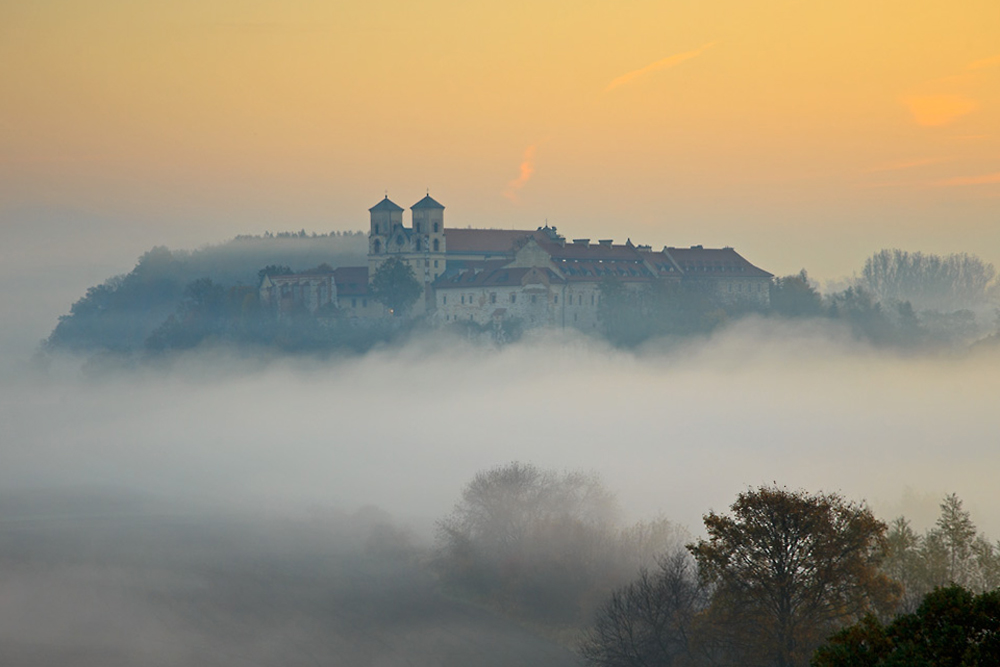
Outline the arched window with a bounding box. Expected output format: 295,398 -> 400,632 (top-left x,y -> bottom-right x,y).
433,238 -> 440,252
373,239 -> 381,254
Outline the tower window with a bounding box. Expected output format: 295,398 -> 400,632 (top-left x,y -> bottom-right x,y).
433,222 -> 439,233
373,239 -> 381,254
374,224 -> 380,235
433,239 -> 440,252
416,239 -> 421,251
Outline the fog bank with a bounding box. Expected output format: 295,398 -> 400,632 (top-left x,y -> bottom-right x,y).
6,320 -> 999,537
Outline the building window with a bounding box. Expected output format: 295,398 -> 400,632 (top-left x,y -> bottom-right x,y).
510,293 -> 516,303
433,222 -> 439,233
490,293 -> 496,303
443,295 -> 447,305
579,295 -> 583,305
531,295 -> 537,304
373,239 -> 381,254
424,259 -> 429,267
461,295 -> 465,304
591,294 -> 595,305
433,239 -> 440,252
554,295 -> 558,304
397,235 -> 404,246
434,260 -> 438,268
362,299 -> 367,307
416,239 -> 422,251
415,223 -> 421,234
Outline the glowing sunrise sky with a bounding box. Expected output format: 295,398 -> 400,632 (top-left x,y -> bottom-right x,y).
1,0 -> 998,283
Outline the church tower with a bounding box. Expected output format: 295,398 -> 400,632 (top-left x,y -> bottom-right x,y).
411,194 -> 446,281
368,195 -> 403,274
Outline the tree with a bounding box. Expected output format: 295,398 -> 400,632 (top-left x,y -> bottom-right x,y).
859,249 -> 996,311
812,585 -> 1000,667
687,486 -> 898,667
258,264 -> 293,280
771,270 -> 823,318
880,495 -> 1000,610
933,493 -> 978,588
882,517 -> 926,613
436,462 -> 622,623
581,549 -> 708,667
370,257 -> 422,316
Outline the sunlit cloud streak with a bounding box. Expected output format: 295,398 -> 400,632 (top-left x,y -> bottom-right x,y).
503,144 -> 537,203
902,95 -> 979,127
604,42 -> 716,93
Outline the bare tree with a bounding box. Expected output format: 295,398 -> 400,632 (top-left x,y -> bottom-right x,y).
581,549 -> 708,667
859,249 -> 996,310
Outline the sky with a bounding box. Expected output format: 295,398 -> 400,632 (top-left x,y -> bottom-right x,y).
2,0 -> 999,291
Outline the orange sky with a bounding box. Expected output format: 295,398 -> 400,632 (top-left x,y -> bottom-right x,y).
1,0 -> 998,279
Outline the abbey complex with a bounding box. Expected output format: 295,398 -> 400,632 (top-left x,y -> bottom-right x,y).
259,194 -> 773,330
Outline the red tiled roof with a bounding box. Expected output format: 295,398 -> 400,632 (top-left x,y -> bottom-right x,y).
664,247 -> 773,278
540,241 -> 644,262
333,266 -> 370,296
443,228 -> 545,253
553,258 -> 655,282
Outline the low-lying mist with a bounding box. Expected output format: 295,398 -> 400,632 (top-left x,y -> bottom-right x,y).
7,318 -> 999,537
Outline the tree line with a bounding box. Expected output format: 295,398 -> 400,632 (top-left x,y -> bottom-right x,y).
431,463 -> 1000,667
46,244 -> 1000,357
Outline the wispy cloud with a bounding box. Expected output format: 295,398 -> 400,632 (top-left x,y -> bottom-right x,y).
605,42 -> 716,93
936,171 -> 1000,186
902,95 -> 979,127
967,54 -> 1000,71
503,145 -> 537,203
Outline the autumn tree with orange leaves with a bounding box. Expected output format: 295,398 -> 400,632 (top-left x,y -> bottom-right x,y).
687,487 -> 899,667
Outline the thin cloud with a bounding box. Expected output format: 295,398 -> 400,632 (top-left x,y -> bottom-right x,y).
967,54 -> 1000,70
936,172 -> 1000,186
902,95 -> 979,127
605,42 -> 716,93
503,145 -> 537,203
